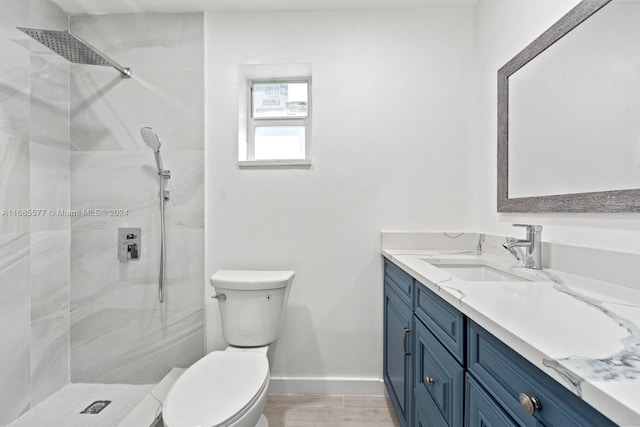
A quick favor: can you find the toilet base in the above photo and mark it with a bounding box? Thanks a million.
[255,414,268,427]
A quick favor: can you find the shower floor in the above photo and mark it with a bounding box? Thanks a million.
[8,383,155,427]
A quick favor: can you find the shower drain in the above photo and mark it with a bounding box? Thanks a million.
[80,400,112,414]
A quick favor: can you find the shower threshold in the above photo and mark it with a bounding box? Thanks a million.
[8,368,184,427]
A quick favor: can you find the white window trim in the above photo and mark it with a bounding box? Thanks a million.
[238,64,312,168]
[238,159,312,168]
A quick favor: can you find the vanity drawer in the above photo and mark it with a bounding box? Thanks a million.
[384,258,413,307]
[467,320,616,427]
[414,280,465,363]
[414,316,464,427]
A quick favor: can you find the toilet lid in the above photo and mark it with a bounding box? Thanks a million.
[163,351,269,427]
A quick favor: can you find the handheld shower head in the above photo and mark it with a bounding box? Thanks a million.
[141,127,161,152]
[140,127,163,171]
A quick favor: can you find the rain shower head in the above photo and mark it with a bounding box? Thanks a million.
[17,27,132,78]
[140,127,164,171]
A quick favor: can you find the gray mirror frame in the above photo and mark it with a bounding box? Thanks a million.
[497,0,640,213]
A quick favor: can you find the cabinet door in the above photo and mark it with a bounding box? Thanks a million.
[384,283,413,427]
[466,374,519,427]
[414,317,464,427]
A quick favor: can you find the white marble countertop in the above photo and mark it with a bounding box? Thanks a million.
[383,249,640,427]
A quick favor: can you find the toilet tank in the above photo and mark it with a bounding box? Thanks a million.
[210,270,294,347]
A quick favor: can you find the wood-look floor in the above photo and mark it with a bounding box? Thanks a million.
[264,394,401,427]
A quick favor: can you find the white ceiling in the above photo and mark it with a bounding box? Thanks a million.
[51,0,478,15]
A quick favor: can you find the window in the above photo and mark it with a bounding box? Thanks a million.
[238,65,312,167]
[248,79,310,164]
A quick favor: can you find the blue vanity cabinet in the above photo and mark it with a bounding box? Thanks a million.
[384,259,415,427]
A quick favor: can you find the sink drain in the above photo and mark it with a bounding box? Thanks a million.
[80,400,112,414]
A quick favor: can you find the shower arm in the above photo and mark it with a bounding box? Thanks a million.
[70,31,132,79]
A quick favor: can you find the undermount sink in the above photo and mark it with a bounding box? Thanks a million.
[420,258,543,282]
[434,264,532,282]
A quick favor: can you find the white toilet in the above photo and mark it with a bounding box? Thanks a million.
[163,270,295,427]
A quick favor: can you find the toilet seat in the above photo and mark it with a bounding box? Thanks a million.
[163,351,269,427]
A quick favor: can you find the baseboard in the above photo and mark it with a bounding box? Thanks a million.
[268,376,386,395]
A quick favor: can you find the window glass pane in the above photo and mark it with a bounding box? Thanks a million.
[252,82,308,118]
[254,126,305,160]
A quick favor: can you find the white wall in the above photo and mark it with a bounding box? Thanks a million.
[474,0,640,253]
[205,7,476,391]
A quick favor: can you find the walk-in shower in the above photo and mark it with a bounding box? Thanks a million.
[17,27,131,78]
[141,127,171,303]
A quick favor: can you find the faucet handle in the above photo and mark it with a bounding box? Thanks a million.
[513,224,542,232]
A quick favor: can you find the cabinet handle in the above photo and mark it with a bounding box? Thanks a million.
[519,393,541,415]
[424,376,435,386]
[402,328,411,356]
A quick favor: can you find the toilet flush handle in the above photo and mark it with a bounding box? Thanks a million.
[211,293,226,302]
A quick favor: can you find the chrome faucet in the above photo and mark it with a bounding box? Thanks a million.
[502,224,542,269]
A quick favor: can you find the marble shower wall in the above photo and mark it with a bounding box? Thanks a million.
[0,0,70,424]
[69,12,205,383]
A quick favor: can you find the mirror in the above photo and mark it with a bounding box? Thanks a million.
[497,0,640,212]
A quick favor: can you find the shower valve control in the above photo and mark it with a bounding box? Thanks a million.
[118,227,141,262]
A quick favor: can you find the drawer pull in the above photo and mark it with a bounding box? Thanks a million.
[402,328,411,356]
[424,376,435,386]
[519,393,541,415]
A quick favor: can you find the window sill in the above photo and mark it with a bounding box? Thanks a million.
[238,159,312,169]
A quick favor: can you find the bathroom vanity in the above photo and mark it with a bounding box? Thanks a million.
[382,235,640,427]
